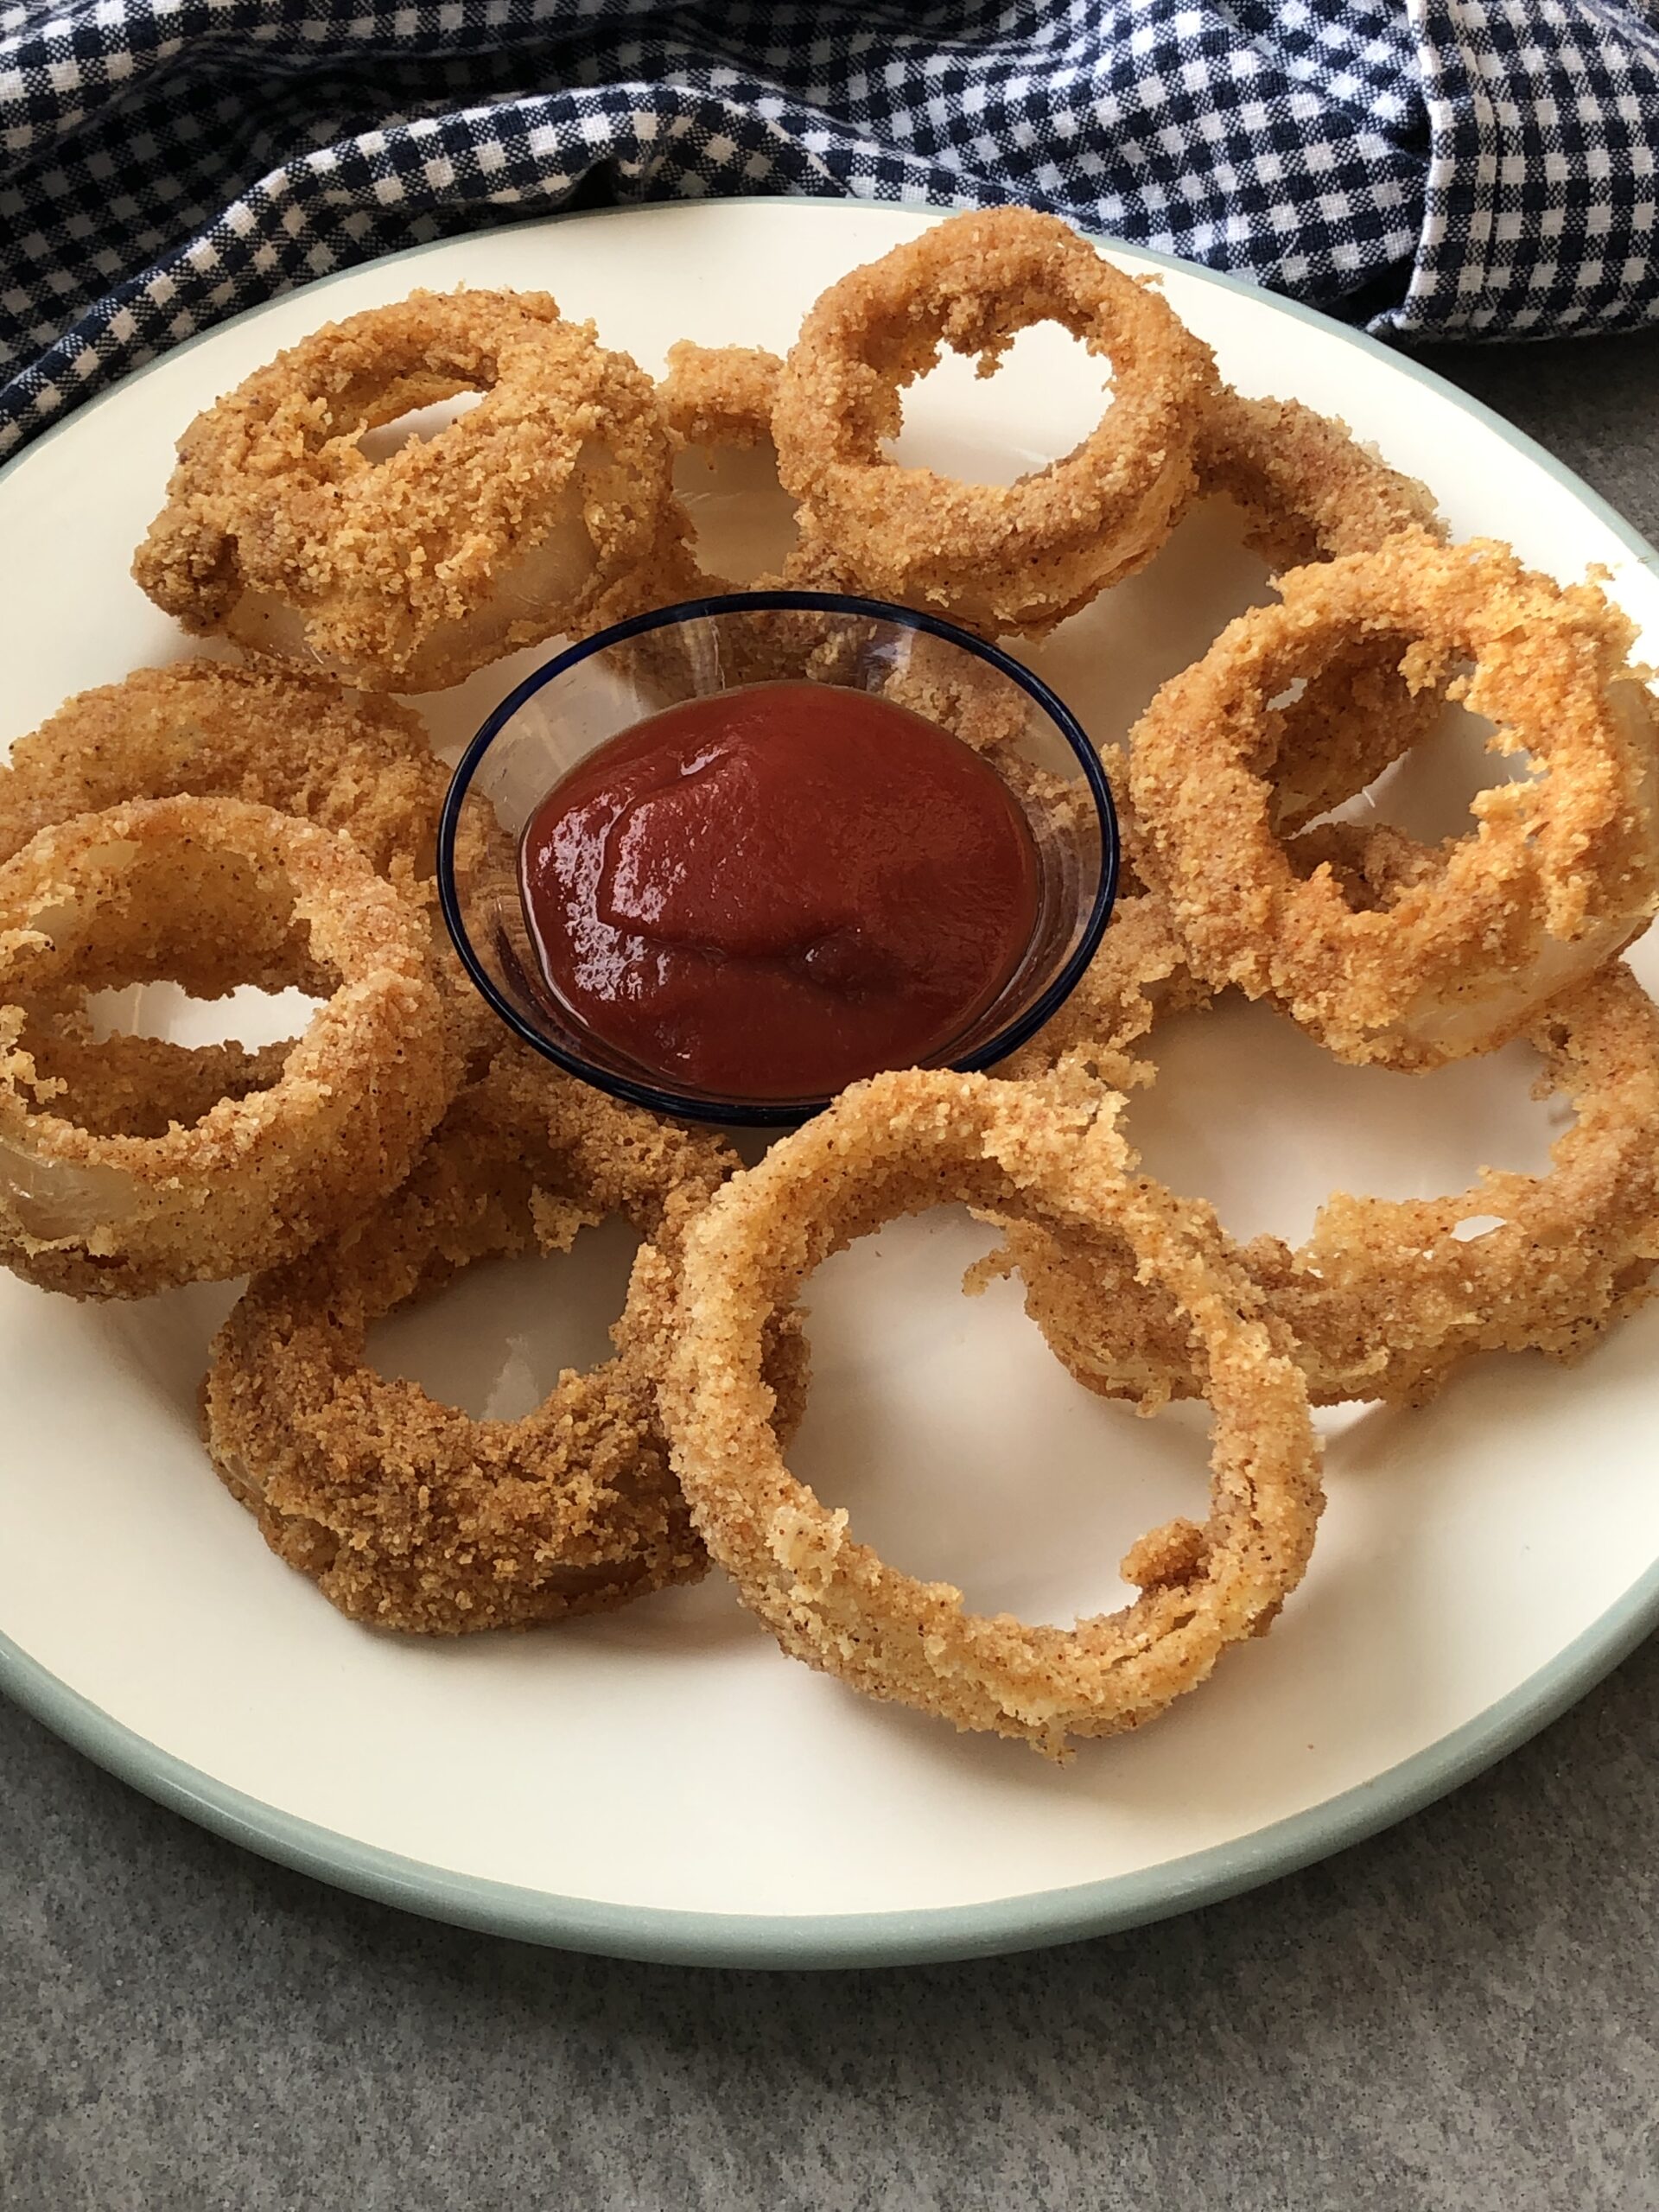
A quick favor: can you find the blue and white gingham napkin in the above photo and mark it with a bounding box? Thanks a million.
[3,0,1657,458]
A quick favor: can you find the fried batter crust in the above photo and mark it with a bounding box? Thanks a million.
[773,208,1217,635]
[204,1046,808,1633]
[0,797,450,1295]
[133,289,674,690]
[998,957,1659,1407]
[1,658,496,1118]
[1130,535,1659,1068]
[664,1067,1322,1758]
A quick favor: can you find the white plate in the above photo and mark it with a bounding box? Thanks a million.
[2,200,1656,1970]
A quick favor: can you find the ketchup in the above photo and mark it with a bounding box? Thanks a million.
[518,680,1041,1100]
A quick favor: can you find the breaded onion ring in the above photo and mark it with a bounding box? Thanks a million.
[1,658,499,1110]
[0,660,446,874]
[652,341,905,606]
[12,1025,293,1141]
[204,1047,805,1633]
[610,339,791,606]
[772,208,1216,635]
[659,339,782,457]
[132,290,673,691]
[1194,386,1449,835]
[997,960,1659,1408]
[1198,387,1443,574]
[1086,388,1447,907]
[1130,536,1659,1069]
[1001,892,1206,1082]
[0,797,449,1296]
[664,1068,1323,1758]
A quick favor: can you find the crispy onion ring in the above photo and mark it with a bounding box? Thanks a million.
[1,658,499,1113]
[1198,387,1444,573]
[133,289,673,692]
[0,796,450,1296]
[632,340,794,602]
[995,959,1659,1408]
[0,660,446,874]
[1129,535,1659,1069]
[1001,892,1205,1082]
[663,1067,1322,1758]
[204,1046,807,1632]
[12,1027,293,1141]
[1194,387,1449,835]
[772,208,1216,636]
[1088,389,1448,907]
[656,346,868,601]
[659,339,782,457]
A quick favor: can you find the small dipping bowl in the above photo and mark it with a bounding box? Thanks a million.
[438,591,1118,1126]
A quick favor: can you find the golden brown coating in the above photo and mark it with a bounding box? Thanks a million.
[658,339,783,454]
[1129,535,1659,1069]
[10,1026,294,1141]
[1000,892,1207,1083]
[1195,386,1450,835]
[1089,387,1448,907]
[663,1067,1323,1758]
[1197,387,1444,573]
[0,657,499,1116]
[615,339,791,605]
[652,340,915,608]
[0,797,451,1296]
[997,960,1659,1408]
[0,659,447,875]
[132,290,675,691]
[204,1045,808,1634]
[772,208,1217,635]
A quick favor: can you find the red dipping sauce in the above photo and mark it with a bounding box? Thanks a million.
[518,680,1041,1100]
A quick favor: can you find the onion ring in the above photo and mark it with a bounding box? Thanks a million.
[1,658,499,1111]
[1083,388,1448,910]
[1000,892,1205,1082]
[0,796,450,1296]
[1194,386,1449,834]
[772,208,1217,635]
[629,340,792,602]
[995,958,1659,1408]
[1198,386,1444,573]
[0,659,447,875]
[133,290,674,691]
[12,1026,294,1141]
[1129,535,1659,1068]
[204,1046,807,1632]
[663,1067,1323,1758]
[659,339,782,458]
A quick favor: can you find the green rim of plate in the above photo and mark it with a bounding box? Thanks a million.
[3,196,1656,1972]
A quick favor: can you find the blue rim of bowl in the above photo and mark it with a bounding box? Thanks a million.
[3,197,1658,1971]
[436,588,1120,1126]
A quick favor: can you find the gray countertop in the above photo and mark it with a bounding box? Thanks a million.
[3,329,1658,2212]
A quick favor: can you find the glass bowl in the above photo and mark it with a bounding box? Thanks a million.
[437,591,1118,1126]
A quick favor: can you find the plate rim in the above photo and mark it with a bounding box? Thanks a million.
[4,1564,1655,1969]
[3,194,1657,1970]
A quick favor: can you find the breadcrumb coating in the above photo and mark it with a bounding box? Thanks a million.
[204,1045,808,1633]
[0,659,445,875]
[0,797,451,1295]
[1130,534,1659,1068]
[996,950,1659,1407]
[1096,387,1449,894]
[0,657,496,1121]
[133,290,675,690]
[664,1067,1322,1758]
[772,208,1217,635]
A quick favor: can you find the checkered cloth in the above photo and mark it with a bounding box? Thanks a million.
[3,1,1658,459]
